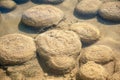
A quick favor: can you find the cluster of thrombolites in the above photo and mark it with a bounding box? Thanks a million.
[0,0,120,80]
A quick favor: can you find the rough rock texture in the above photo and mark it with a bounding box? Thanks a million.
[115,60,120,72]
[78,61,108,80]
[35,29,81,73]
[69,22,100,43]
[0,68,11,80]
[79,45,114,64]
[47,56,76,72]
[42,0,64,4]
[7,58,44,80]
[0,33,36,65]
[98,2,120,22]
[75,0,102,17]
[108,72,120,80]
[35,29,82,59]
[0,0,16,10]
[22,5,64,28]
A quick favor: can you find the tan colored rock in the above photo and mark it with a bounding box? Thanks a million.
[99,2,120,22]
[35,30,82,59]
[75,0,102,17]
[7,58,44,80]
[79,61,108,80]
[108,72,120,80]
[0,33,36,65]
[69,22,100,43]
[22,5,64,28]
[115,60,120,72]
[47,56,76,72]
[0,0,16,10]
[79,45,114,64]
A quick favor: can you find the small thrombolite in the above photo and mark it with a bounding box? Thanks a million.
[0,0,16,10]
[69,22,100,44]
[98,2,120,22]
[79,45,114,64]
[0,33,36,65]
[75,0,102,17]
[78,61,108,80]
[22,5,64,28]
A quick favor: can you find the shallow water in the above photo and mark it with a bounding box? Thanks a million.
[0,0,120,80]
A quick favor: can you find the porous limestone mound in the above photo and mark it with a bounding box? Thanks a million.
[7,58,44,80]
[47,56,76,72]
[35,29,82,59]
[42,0,64,4]
[78,61,108,80]
[35,29,81,73]
[75,0,102,17]
[79,45,114,64]
[69,22,100,43]
[0,33,36,65]
[22,5,64,28]
[98,2,120,22]
[0,0,16,10]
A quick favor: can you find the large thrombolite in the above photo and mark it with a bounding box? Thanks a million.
[69,22,100,44]
[98,2,120,22]
[35,30,82,73]
[22,5,64,28]
[78,61,108,80]
[75,0,102,17]
[79,45,114,65]
[0,33,36,65]
[0,0,16,10]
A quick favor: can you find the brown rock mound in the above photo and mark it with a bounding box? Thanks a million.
[98,2,120,22]
[0,33,36,65]
[69,22,100,43]
[79,45,114,64]
[75,0,102,17]
[78,61,108,80]
[0,0,16,10]
[35,29,82,59]
[22,5,64,28]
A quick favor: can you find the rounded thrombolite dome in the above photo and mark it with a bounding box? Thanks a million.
[0,0,16,10]
[75,0,102,17]
[22,5,64,28]
[47,56,76,72]
[79,45,114,64]
[78,61,108,80]
[69,22,100,43]
[0,33,36,65]
[42,0,64,4]
[35,29,82,59]
[98,2,120,22]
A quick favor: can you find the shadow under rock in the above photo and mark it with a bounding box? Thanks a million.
[97,15,120,25]
[18,21,55,34]
[31,0,43,4]
[0,7,15,13]
[31,0,64,4]
[73,9,96,20]
[18,22,40,34]
[14,0,29,4]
